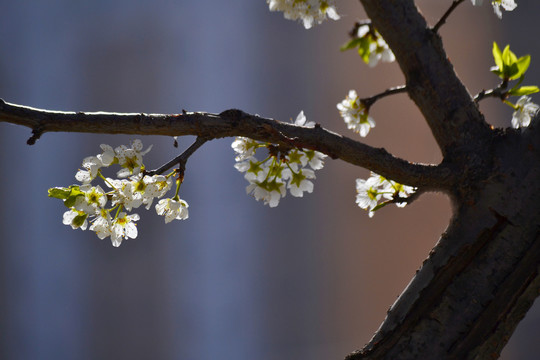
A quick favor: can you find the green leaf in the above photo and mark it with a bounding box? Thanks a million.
[62,185,85,208]
[371,200,391,213]
[357,38,372,63]
[48,187,72,200]
[340,38,363,52]
[492,42,503,70]
[506,62,520,79]
[72,213,88,228]
[508,86,540,96]
[511,55,531,80]
[502,45,518,67]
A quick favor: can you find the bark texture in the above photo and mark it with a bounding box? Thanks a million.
[347,123,540,359]
[344,1,540,358]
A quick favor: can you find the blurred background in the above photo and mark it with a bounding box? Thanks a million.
[0,1,538,359]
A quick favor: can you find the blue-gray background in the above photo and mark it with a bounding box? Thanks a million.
[0,1,538,359]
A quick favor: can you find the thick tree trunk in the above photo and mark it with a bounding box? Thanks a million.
[347,125,540,358]
[339,2,540,357]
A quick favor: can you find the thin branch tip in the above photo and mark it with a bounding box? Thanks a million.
[27,127,44,145]
[363,85,407,108]
[147,136,208,176]
[432,0,466,33]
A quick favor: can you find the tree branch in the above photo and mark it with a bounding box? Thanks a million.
[474,79,509,102]
[0,98,453,190]
[359,0,493,159]
[362,85,407,110]
[432,0,466,33]
[146,137,208,176]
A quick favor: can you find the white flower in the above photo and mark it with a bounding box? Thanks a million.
[266,0,340,29]
[232,137,258,161]
[388,181,416,207]
[337,90,375,137]
[367,36,395,67]
[288,169,315,197]
[355,176,385,217]
[110,212,139,247]
[355,25,395,67]
[244,160,290,207]
[246,179,286,207]
[355,172,416,216]
[74,184,107,214]
[357,24,370,38]
[89,208,113,239]
[115,139,152,178]
[130,174,171,210]
[152,175,174,199]
[97,144,116,166]
[512,96,539,128]
[106,178,143,211]
[156,198,189,223]
[304,149,327,170]
[294,110,316,128]
[473,0,516,18]
[232,115,326,207]
[492,0,517,18]
[75,156,103,183]
[63,208,88,230]
[235,157,268,182]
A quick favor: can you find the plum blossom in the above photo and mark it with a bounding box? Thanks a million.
[89,209,113,240]
[156,198,189,223]
[110,212,139,247]
[512,96,539,128]
[356,172,416,217]
[232,111,326,207]
[63,208,88,230]
[356,25,395,67]
[267,0,340,29]
[492,0,517,18]
[337,90,375,137]
[115,139,152,178]
[471,0,517,18]
[232,137,259,161]
[288,168,315,197]
[294,110,316,128]
[75,156,103,183]
[51,139,187,246]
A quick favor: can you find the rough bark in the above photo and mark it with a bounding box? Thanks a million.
[346,122,540,359]
[0,99,451,189]
[344,1,540,358]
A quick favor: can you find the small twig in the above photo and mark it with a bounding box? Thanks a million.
[362,85,407,110]
[27,125,44,145]
[432,0,466,33]
[474,80,509,103]
[0,99,455,190]
[391,187,424,207]
[146,137,208,176]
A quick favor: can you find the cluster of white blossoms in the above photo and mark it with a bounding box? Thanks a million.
[340,24,395,67]
[49,139,189,247]
[356,172,416,217]
[356,25,395,67]
[266,0,339,29]
[512,96,539,128]
[337,89,375,137]
[232,111,327,207]
[471,0,517,18]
